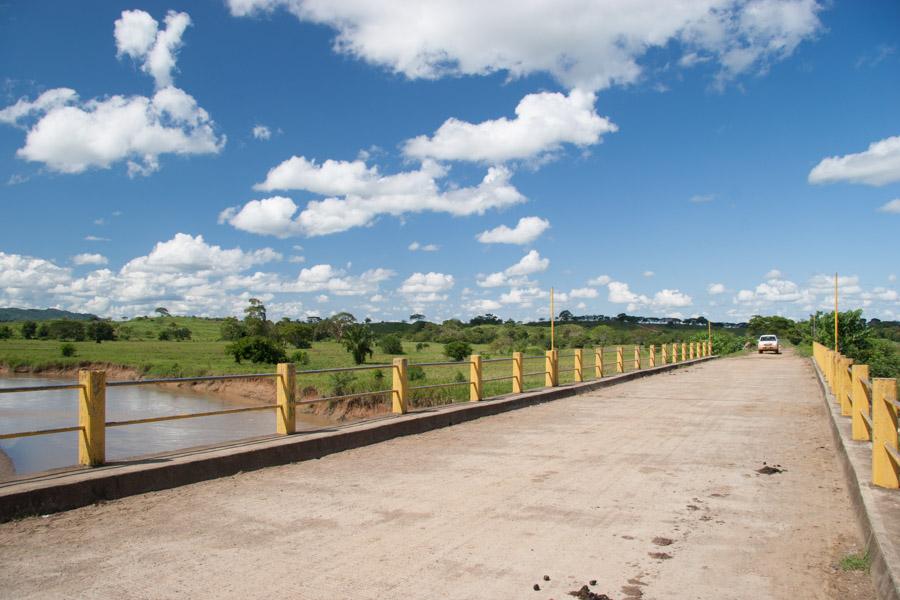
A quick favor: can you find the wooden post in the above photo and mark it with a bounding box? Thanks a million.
[649,345,656,368]
[616,346,624,373]
[78,369,105,466]
[671,343,677,363]
[872,378,899,489]
[595,347,603,378]
[850,365,870,441]
[840,357,854,416]
[275,363,296,435]
[633,345,640,370]
[574,348,584,382]
[545,350,556,387]
[512,351,523,394]
[661,343,668,365]
[681,343,687,362]
[470,354,483,402]
[392,358,408,414]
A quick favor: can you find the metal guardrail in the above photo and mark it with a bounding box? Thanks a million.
[0,340,711,468]
[813,341,899,489]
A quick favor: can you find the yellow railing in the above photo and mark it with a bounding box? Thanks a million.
[813,341,899,489]
[0,340,712,468]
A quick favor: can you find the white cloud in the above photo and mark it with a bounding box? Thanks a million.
[587,275,611,286]
[224,158,524,236]
[765,269,783,279]
[707,283,726,295]
[316,294,329,303]
[808,274,861,295]
[399,272,455,303]
[607,280,692,311]
[809,135,900,186]
[288,255,306,263]
[84,235,111,242]
[476,216,549,245]
[689,193,715,203]
[469,299,502,313]
[252,124,272,140]
[408,241,439,252]
[643,271,655,278]
[403,89,616,163]
[0,88,78,125]
[499,286,548,307]
[123,233,280,274]
[477,250,549,287]
[569,287,599,299]
[115,10,191,89]
[652,289,692,307]
[878,199,900,213]
[889,274,897,283]
[228,0,822,92]
[72,253,108,266]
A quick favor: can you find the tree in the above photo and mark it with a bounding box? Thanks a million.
[342,323,375,364]
[558,310,574,322]
[409,313,426,322]
[244,298,267,322]
[225,336,287,364]
[21,320,37,339]
[158,323,192,341]
[0,325,12,340]
[328,312,357,340]
[220,317,247,341]
[444,340,472,362]
[275,320,313,348]
[155,307,170,318]
[47,320,86,341]
[379,334,404,355]
[86,321,116,343]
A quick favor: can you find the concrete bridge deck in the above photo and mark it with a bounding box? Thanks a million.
[0,352,875,599]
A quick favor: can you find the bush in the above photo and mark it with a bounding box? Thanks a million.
[0,325,12,340]
[47,320,85,341]
[60,343,77,357]
[220,317,247,341]
[408,365,426,381]
[379,334,404,355]
[444,340,472,361]
[86,321,116,343]
[329,371,357,397]
[225,336,287,364]
[20,321,37,339]
[290,350,310,365]
[415,342,430,351]
[158,325,192,341]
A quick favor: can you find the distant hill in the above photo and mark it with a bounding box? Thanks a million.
[0,307,99,322]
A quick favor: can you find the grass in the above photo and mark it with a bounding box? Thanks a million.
[0,335,676,408]
[839,551,870,572]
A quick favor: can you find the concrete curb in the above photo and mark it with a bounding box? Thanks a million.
[0,356,716,521]
[810,358,900,600]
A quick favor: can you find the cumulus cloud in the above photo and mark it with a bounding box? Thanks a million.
[879,199,900,213]
[404,89,616,163]
[689,193,715,203]
[607,280,692,312]
[587,275,611,286]
[643,271,655,278]
[477,250,549,288]
[228,0,822,92]
[468,298,502,313]
[399,272,454,303]
[707,283,726,295]
[408,241,439,252]
[122,233,280,274]
[809,135,900,186]
[569,287,599,299]
[476,216,550,245]
[252,124,272,140]
[0,11,224,176]
[223,158,524,236]
[765,269,783,279]
[72,253,108,266]
[115,9,191,89]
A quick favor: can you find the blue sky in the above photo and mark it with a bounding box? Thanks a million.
[1,0,898,323]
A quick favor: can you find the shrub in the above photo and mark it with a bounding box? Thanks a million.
[379,334,404,355]
[60,343,77,357]
[415,342,430,351]
[225,336,287,364]
[20,321,37,339]
[87,321,116,343]
[158,325,192,341]
[342,324,376,365]
[372,369,385,384]
[0,325,12,340]
[444,340,472,362]
[290,350,310,365]
[408,365,426,381]
[220,317,247,341]
[47,320,85,341]
[454,370,466,383]
[329,371,357,397]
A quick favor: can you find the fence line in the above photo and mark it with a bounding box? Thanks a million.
[813,342,899,489]
[0,340,713,468]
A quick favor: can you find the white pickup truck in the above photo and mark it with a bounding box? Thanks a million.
[757,335,780,354]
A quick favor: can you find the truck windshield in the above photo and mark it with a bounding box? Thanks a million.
[760,336,777,342]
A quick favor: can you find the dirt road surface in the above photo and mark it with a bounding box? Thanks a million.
[0,351,874,599]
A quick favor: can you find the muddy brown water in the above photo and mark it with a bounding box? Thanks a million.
[0,374,331,478]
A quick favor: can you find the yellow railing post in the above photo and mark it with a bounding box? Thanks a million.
[275,362,296,435]
[872,378,899,489]
[661,343,668,365]
[392,357,408,414]
[633,345,640,370]
[545,350,558,387]
[709,338,713,355]
[850,364,870,441]
[839,357,854,416]
[470,354,483,402]
[512,351,523,394]
[616,346,624,373]
[689,342,695,360]
[681,342,687,362]
[671,343,677,363]
[831,352,840,396]
[574,348,584,382]
[78,369,106,467]
[595,346,603,378]
[649,344,656,368]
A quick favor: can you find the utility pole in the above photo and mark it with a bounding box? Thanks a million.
[550,287,555,351]
[834,272,839,353]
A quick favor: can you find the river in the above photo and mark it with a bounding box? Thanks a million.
[0,374,331,479]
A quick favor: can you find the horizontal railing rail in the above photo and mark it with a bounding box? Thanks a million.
[812,341,899,489]
[0,340,714,469]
